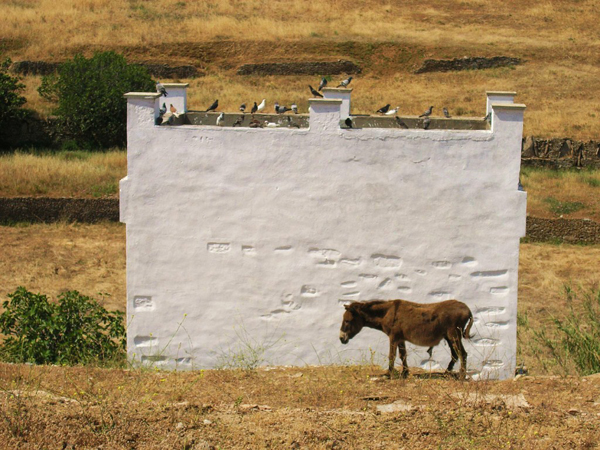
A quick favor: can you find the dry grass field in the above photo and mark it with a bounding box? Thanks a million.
[2,0,600,139]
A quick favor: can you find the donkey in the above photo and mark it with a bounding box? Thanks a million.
[339,299,473,379]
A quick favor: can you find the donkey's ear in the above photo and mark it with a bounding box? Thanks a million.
[344,304,350,310]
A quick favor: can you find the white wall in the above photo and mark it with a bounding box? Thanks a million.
[121,90,526,380]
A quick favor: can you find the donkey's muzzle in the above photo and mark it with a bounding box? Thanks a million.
[339,332,349,344]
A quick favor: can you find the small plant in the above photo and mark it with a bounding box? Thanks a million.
[543,196,585,216]
[529,285,600,375]
[0,287,126,366]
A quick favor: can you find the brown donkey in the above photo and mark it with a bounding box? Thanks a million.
[339,299,473,379]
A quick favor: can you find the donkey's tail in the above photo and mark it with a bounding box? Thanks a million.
[462,313,474,339]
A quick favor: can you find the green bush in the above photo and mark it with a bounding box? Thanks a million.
[39,51,154,149]
[0,287,126,366]
[0,58,27,145]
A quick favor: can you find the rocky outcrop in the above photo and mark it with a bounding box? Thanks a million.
[521,137,600,169]
[415,56,522,74]
[237,60,361,76]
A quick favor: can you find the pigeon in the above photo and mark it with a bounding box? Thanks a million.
[419,106,433,117]
[423,117,431,130]
[170,104,177,114]
[240,103,246,113]
[337,76,353,88]
[257,99,266,113]
[318,77,327,91]
[376,104,391,114]
[156,81,167,97]
[385,106,400,116]
[309,85,323,98]
[344,117,353,128]
[265,121,278,128]
[274,102,280,113]
[233,116,244,127]
[155,116,163,125]
[291,103,298,114]
[216,112,225,126]
[278,105,291,114]
[443,107,451,118]
[251,102,258,115]
[287,116,301,128]
[483,112,491,122]
[159,102,167,116]
[395,116,408,129]
[206,100,218,113]
[249,118,263,128]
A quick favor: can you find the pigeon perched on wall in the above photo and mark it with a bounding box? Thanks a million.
[251,102,258,115]
[483,112,491,123]
[318,77,327,91]
[291,103,298,114]
[233,116,244,127]
[159,103,167,116]
[170,104,177,114]
[443,107,451,118]
[206,100,219,112]
[376,104,391,114]
[309,85,323,98]
[419,106,433,117]
[156,81,167,97]
[395,116,408,128]
[278,105,291,114]
[385,106,400,116]
[337,76,353,88]
[257,99,266,113]
[274,102,280,113]
[240,103,246,113]
[423,117,431,130]
[216,112,225,126]
[344,117,353,128]
[249,118,263,128]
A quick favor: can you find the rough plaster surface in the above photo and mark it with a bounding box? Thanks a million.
[122,90,526,380]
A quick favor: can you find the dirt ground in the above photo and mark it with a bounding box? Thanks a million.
[1,363,599,449]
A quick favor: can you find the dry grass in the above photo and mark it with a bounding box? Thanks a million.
[0,363,599,449]
[0,150,126,198]
[2,0,600,138]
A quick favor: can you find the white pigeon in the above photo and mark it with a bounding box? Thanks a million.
[291,103,298,114]
[257,99,266,113]
[216,112,225,126]
[264,121,278,128]
[385,106,400,116]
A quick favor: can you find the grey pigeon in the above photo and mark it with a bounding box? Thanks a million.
[206,99,218,112]
[483,112,491,122]
[156,81,167,97]
[159,102,167,116]
[251,102,258,115]
[395,116,408,129]
[240,103,246,113]
[423,117,431,130]
[318,77,327,91]
[419,106,433,117]
[309,85,323,98]
[377,104,391,114]
[337,76,353,88]
[278,105,291,114]
[274,102,280,113]
[344,117,353,128]
[291,103,298,114]
[233,116,244,127]
[443,107,451,118]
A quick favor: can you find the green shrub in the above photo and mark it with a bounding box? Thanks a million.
[39,51,154,149]
[0,58,27,145]
[0,287,126,366]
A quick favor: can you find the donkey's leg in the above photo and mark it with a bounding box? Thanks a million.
[445,336,459,373]
[398,341,409,378]
[388,338,399,378]
[456,335,468,380]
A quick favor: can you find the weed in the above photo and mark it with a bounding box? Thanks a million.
[543,197,585,216]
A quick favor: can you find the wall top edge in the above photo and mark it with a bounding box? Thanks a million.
[490,103,526,110]
[124,92,162,99]
[486,91,517,96]
[309,98,343,104]
[161,83,190,88]
[321,87,353,93]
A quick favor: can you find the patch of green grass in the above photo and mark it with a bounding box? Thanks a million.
[543,197,585,216]
[91,181,118,198]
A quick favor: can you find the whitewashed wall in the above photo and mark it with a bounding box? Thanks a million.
[121,90,526,380]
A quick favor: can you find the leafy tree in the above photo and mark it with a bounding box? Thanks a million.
[0,58,27,145]
[39,51,154,148]
[0,287,126,366]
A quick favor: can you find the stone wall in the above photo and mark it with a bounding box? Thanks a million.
[0,198,119,223]
[237,60,361,76]
[521,137,600,169]
[415,56,522,74]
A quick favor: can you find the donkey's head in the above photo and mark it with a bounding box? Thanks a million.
[339,303,365,344]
